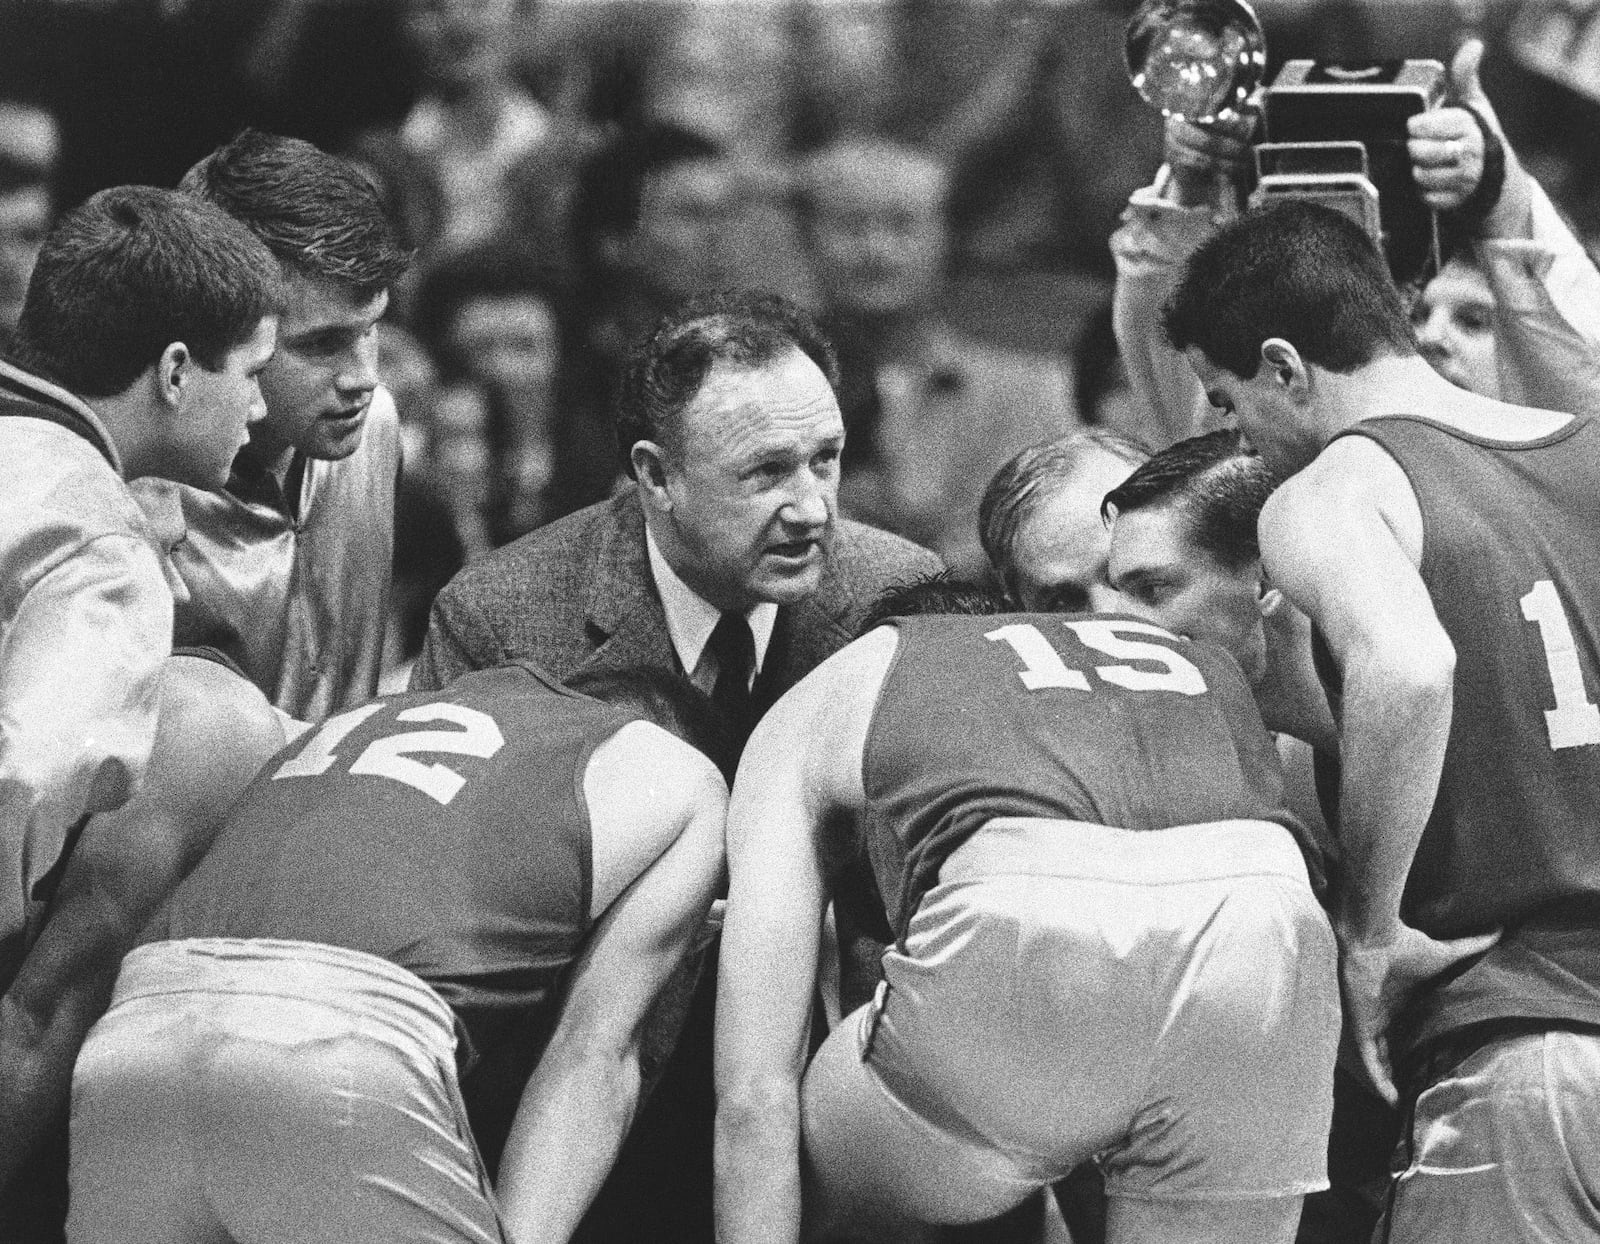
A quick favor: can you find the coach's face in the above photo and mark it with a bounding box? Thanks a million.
[637,347,844,612]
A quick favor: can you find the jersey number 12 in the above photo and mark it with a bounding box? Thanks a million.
[272,702,507,805]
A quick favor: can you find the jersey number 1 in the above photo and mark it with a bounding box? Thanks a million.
[272,702,506,805]
[1521,579,1600,750]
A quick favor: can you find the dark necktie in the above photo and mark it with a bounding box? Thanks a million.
[707,610,756,730]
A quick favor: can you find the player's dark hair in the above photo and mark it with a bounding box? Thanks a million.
[180,129,412,296]
[859,572,1010,636]
[9,185,282,397]
[1101,429,1279,572]
[979,429,1149,602]
[616,289,838,475]
[574,123,725,261]
[1163,200,1417,380]
[563,667,738,783]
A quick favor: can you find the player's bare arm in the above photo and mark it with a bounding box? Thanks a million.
[714,627,897,1244]
[0,655,286,1191]
[497,724,727,1244]
[1262,439,1496,1101]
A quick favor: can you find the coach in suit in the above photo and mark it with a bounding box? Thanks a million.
[411,289,937,1243]
[411,289,940,734]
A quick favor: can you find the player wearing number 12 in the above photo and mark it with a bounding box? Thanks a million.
[716,608,1338,1244]
[1168,201,1600,1243]
[66,663,728,1244]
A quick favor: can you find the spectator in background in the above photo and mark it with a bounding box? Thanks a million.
[423,381,497,559]
[137,130,412,725]
[416,243,617,542]
[375,319,439,465]
[793,0,1159,279]
[351,0,574,275]
[0,99,58,351]
[375,321,469,690]
[1113,39,1600,443]
[979,430,1147,612]
[568,121,813,421]
[797,137,1076,575]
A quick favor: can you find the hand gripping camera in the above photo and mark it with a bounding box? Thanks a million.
[1125,0,1445,283]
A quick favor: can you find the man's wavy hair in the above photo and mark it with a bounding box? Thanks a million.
[615,289,838,476]
[181,129,412,296]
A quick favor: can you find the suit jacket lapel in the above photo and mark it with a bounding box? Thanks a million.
[580,491,681,678]
[758,554,857,707]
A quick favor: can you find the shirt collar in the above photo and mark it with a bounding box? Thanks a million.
[0,357,124,474]
[646,524,777,681]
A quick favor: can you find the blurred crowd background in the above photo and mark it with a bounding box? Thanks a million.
[2,0,1597,673]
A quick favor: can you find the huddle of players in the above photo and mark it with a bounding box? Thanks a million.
[6,129,1598,1244]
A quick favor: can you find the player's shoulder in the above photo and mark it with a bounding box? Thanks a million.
[593,717,727,802]
[1265,434,1408,526]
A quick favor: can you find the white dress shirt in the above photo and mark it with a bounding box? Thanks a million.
[645,525,777,695]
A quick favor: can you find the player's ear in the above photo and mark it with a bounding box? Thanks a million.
[156,342,191,409]
[631,440,674,511]
[1260,338,1309,398]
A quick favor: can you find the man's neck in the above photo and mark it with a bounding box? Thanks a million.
[1325,354,1490,430]
[1323,353,1573,442]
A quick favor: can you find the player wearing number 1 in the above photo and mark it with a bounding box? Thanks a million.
[66,663,728,1244]
[716,606,1338,1244]
[1168,200,1600,1242]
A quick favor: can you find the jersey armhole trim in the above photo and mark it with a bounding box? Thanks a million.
[859,622,908,806]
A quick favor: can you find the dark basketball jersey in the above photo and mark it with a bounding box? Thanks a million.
[1339,415,1600,1049]
[154,661,637,1069]
[862,613,1304,938]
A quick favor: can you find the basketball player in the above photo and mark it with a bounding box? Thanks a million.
[715,603,1338,1244]
[67,664,728,1244]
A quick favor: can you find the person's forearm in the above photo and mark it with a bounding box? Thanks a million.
[714,1093,804,1244]
[0,980,106,1190]
[1334,646,1454,939]
[496,1040,641,1244]
[1111,180,1224,445]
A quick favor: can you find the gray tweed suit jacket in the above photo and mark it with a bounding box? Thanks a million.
[410,489,942,712]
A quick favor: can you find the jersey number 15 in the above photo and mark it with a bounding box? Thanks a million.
[985,619,1209,695]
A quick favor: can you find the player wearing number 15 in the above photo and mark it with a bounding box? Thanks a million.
[1168,200,1600,1243]
[716,609,1338,1244]
[66,663,728,1244]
